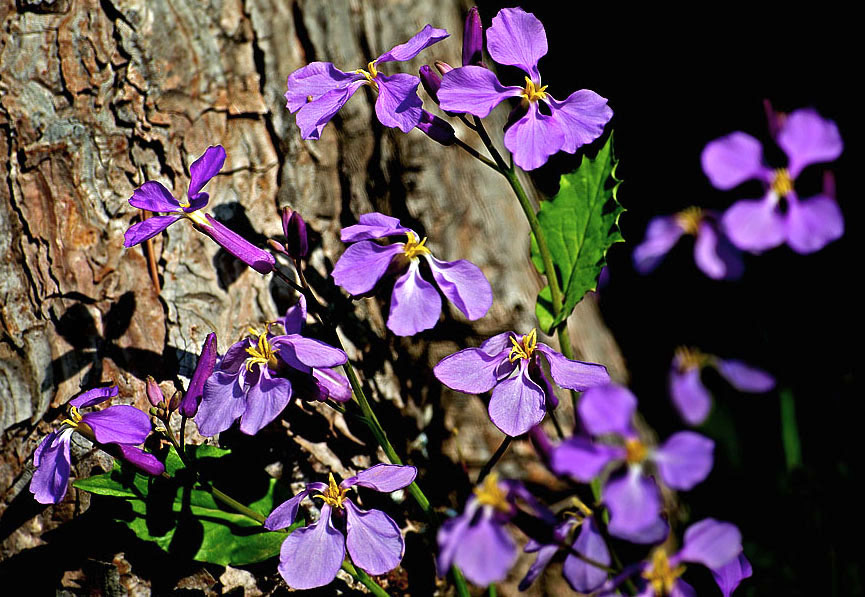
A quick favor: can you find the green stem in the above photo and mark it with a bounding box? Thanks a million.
[210,486,267,524]
[454,137,499,171]
[342,561,390,597]
[780,388,802,472]
[452,566,471,597]
[476,436,512,484]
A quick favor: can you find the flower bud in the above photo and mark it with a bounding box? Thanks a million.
[417,111,456,146]
[434,60,454,76]
[462,7,484,67]
[180,332,217,418]
[419,65,442,103]
[168,389,182,413]
[282,207,309,260]
[145,376,163,407]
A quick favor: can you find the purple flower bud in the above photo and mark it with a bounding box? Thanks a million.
[181,332,217,418]
[168,390,182,412]
[462,7,484,66]
[282,207,309,260]
[434,60,454,75]
[419,65,442,102]
[145,376,163,407]
[417,110,456,146]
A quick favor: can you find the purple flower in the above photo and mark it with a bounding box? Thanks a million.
[196,297,349,436]
[670,347,775,425]
[702,108,844,254]
[30,386,160,504]
[712,553,753,597]
[285,25,448,140]
[551,384,714,539]
[180,332,218,418]
[331,213,493,336]
[264,464,417,589]
[123,145,275,274]
[434,329,609,436]
[633,208,743,280]
[438,8,612,170]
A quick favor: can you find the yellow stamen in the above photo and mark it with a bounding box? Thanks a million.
[571,496,593,517]
[642,548,686,596]
[317,472,350,508]
[354,60,380,89]
[771,168,794,196]
[674,346,709,372]
[185,209,209,227]
[508,328,538,363]
[473,473,511,512]
[403,231,432,259]
[625,437,648,465]
[244,328,280,372]
[61,405,83,429]
[521,77,548,103]
[674,206,703,235]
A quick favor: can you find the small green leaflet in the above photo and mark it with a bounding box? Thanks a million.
[531,134,624,333]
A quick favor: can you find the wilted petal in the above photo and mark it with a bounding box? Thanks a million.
[669,367,713,425]
[376,24,449,63]
[375,73,424,133]
[712,553,753,597]
[654,431,714,490]
[197,370,247,436]
[123,214,181,247]
[313,367,352,403]
[342,464,417,492]
[452,514,518,586]
[70,385,120,409]
[488,365,546,436]
[30,429,73,504]
[552,436,622,482]
[200,215,275,274]
[438,66,521,117]
[784,193,844,254]
[128,181,181,212]
[295,81,365,140]
[604,469,662,535]
[387,261,442,336]
[275,336,347,369]
[344,500,404,575]
[239,372,292,435]
[264,487,313,531]
[715,359,775,392]
[536,344,610,392]
[277,505,345,590]
[721,197,786,253]
[426,255,492,320]
[332,241,403,295]
[486,7,547,80]
[632,216,684,274]
[694,222,744,280]
[181,332,217,417]
[285,62,361,112]
[577,383,637,436]
[83,405,151,445]
[187,145,225,203]
[504,102,565,171]
[677,518,742,570]
[701,132,770,190]
[434,346,507,394]
[547,90,613,154]
[564,518,611,592]
[777,108,843,178]
[116,445,165,475]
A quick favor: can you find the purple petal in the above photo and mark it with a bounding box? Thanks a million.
[219,340,251,374]
[70,385,119,408]
[678,518,742,570]
[480,331,515,358]
[577,383,637,436]
[777,108,843,178]
[116,445,165,475]
[277,505,345,590]
[564,518,611,592]
[654,431,714,490]
[200,215,275,274]
[264,487,313,531]
[701,132,770,190]
[504,102,565,171]
[714,359,775,392]
[434,346,508,395]
[196,370,248,436]
[30,429,73,504]
[488,364,546,436]
[672,580,698,597]
[239,371,292,435]
[376,24,449,64]
[285,62,362,113]
[486,7,547,80]
[387,261,442,336]
[536,344,610,392]
[437,509,472,576]
[187,145,225,203]
[518,543,558,590]
[632,216,684,274]
[181,332,217,417]
[374,73,424,133]
[608,515,669,545]
[123,214,181,247]
[438,66,521,117]
[547,90,613,154]
[341,212,412,242]
[604,469,662,535]
[784,193,844,254]
[274,336,347,369]
[312,367,352,403]
[452,513,518,586]
[281,295,307,335]
[331,241,403,295]
[425,255,492,320]
[294,81,365,140]
[551,436,622,482]
[82,405,151,445]
[342,464,417,492]
[721,197,786,253]
[669,367,713,426]
[712,553,753,597]
[344,500,404,575]
[694,222,744,280]
[128,181,181,212]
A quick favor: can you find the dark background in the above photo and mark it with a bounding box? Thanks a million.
[481,2,860,595]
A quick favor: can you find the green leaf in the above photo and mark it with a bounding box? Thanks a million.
[531,134,624,333]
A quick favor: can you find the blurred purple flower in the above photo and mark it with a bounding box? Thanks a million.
[438,8,612,170]
[264,464,416,589]
[551,383,713,540]
[712,553,753,597]
[285,26,448,140]
[30,386,160,504]
[331,213,493,336]
[434,329,609,436]
[123,145,275,274]
[670,347,775,425]
[633,208,743,280]
[702,108,843,254]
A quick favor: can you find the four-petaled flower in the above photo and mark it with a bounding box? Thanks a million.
[331,212,493,336]
[285,25,448,140]
[434,329,609,436]
[123,145,275,274]
[702,108,844,254]
[438,7,612,170]
[30,386,162,505]
[264,464,417,589]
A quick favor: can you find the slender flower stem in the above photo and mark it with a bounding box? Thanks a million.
[549,409,566,440]
[476,436,513,484]
[342,561,390,597]
[210,486,267,524]
[454,138,499,171]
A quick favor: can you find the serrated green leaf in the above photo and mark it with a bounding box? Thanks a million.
[531,134,624,333]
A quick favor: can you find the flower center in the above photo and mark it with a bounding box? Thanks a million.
[60,405,84,429]
[508,328,537,363]
[674,346,708,372]
[317,473,350,509]
[625,437,648,464]
[245,328,280,372]
[184,209,210,227]
[771,168,794,196]
[674,207,703,235]
[521,77,548,103]
[473,473,511,512]
[403,231,432,259]
[355,61,380,89]
[642,548,686,596]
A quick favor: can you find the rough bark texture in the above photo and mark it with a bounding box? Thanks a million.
[1,0,625,593]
